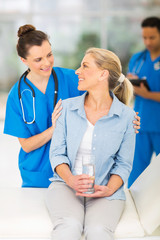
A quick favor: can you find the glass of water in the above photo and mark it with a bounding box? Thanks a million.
[82,154,95,194]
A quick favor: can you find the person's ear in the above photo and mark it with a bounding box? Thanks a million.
[99,70,109,81]
[21,57,28,67]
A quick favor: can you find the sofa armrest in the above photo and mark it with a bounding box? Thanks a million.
[130,154,160,234]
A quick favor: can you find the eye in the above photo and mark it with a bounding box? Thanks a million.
[47,52,53,57]
[35,58,41,62]
[83,63,88,68]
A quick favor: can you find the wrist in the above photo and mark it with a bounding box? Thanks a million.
[66,174,74,187]
[48,126,54,136]
[146,91,153,100]
[105,185,115,196]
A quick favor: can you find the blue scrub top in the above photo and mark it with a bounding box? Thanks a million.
[128,50,160,132]
[4,67,83,187]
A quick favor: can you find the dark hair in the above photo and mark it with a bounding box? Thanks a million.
[16,24,50,59]
[141,17,160,32]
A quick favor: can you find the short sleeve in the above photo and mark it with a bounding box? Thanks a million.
[3,85,31,138]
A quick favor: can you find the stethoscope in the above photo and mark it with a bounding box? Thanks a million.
[132,49,147,75]
[132,49,160,74]
[18,68,58,124]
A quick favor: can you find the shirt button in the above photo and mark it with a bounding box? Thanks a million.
[93,147,96,150]
[94,134,96,137]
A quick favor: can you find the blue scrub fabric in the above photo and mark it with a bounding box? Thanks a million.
[4,67,82,187]
[128,50,160,187]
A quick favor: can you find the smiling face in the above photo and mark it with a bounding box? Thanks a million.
[142,27,160,53]
[21,40,54,78]
[75,53,106,91]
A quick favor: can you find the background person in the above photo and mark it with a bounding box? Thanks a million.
[3,24,140,188]
[127,17,160,187]
[46,48,136,240]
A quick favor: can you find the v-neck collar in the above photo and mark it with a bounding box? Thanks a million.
[25,73,53,97]
[147,50,160,63]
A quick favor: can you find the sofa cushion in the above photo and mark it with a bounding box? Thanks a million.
[0,188,52,238]
[130,154,160,234]
[0,187,144,239]
[115,189,144,238]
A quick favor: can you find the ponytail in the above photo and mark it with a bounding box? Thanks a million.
[113,77,133,106]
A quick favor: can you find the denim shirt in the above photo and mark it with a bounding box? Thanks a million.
[50,92,136,200]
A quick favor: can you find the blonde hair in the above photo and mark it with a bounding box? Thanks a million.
[85,47,133,105]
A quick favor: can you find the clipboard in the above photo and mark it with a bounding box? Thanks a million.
[129,79,150,91]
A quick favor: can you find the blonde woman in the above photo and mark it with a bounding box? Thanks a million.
[46,48,136,240]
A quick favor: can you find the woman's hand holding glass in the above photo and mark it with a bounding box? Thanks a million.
[65,155,95,194]
[66,174,94,193]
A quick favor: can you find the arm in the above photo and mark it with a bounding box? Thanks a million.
[108,114,136,184]
[134,83,160,102]
[105,174,123,195]
[127,73,160,102]
[18,126,53,153]
[19,99,62,153]
[50,101,93,193]
[145,91,160,102]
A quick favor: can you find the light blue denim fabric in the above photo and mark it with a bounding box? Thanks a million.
[49,92,136,200]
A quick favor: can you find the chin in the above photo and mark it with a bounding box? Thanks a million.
[40,70,52,77]
[78,85,86,91]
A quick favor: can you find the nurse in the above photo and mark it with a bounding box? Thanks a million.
[127,17,160,187]
[4,24,140,188]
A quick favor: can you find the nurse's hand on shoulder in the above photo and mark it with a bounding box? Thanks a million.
[76,185,113,198]
[51,99,62,130]
[133,112,140,134]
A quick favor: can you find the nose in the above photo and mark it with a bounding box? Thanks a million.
[43,57,50,65]
[144,38,151,46]
[75,66,81,75]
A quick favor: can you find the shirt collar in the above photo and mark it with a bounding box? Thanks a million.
[70,91,123,118]
[107,91,123,117]
[70,92,87,119]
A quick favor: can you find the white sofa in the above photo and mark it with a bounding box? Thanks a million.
[0,130,160,240]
